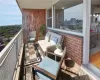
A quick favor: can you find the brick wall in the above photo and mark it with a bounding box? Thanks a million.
[22,9,46,43]
[63,34,83,65]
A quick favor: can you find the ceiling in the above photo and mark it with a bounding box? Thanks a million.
[54,0,100,9]
[16,0,100,10]
[92,0,100,5]
[17,0,60,9]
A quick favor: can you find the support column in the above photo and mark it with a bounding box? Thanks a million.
[83,0,91,64]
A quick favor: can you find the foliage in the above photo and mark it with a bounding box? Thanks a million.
[0,25,21,38]
[0,25,21,45]
[56,43,62,49]
[39,24,46,37]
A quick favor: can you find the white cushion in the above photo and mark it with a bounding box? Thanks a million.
[54,49,63,56]
[45,32,51,41]
[50,36,58,45]
[38,40,55,52]
[38,31,63,53]
[50,32,62,45]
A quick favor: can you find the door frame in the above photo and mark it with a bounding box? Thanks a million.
[83,0,91,64]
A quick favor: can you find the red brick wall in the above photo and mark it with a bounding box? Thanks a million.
[22,9,46,43]
[63,34,83,65]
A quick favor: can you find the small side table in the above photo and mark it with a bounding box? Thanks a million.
[54,49,63,61]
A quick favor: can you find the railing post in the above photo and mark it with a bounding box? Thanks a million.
[16,37,18,62]
[21,30,23,46]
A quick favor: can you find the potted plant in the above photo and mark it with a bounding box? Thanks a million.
[56,43,62,52]
[39,24,46,37]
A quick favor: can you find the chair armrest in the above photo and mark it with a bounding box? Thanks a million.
[46,52,56,56]
[24,60,41,67]
[33,65,56,79]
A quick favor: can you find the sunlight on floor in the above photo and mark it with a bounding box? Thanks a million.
[90,51,100,69]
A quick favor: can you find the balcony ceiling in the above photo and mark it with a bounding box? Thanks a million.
[54,0,100,9]
[17,0,100,10]
[92,0,100,5]
[17,0,60,9]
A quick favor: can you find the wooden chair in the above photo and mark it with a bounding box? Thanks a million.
[33,47,66,80]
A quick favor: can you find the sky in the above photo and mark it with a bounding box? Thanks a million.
[0,0,22,26]
[64,4,83,21]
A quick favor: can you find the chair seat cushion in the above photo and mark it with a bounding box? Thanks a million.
[39,57,59,76]
[38,40,55,52]
[35,57,59,80]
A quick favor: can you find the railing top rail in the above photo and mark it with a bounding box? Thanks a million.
[0,43,15,66]
[0,28,23,66]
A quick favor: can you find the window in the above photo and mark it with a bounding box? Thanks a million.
[54,0,83,33]
[47,8,52,27]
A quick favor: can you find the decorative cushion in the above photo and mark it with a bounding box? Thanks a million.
[38,40,55,52]
[38,31,63,54]
[50,32,62,45]
[45,32,51,42]
[50,36,58,45]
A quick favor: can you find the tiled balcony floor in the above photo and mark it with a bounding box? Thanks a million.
[23,43,92,80]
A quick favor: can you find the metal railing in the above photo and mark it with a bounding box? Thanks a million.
[0,29,23,80]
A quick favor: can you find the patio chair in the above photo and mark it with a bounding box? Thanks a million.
[33,47,66,80]
[29,31,36,43]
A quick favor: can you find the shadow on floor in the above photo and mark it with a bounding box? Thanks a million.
[60,72,91,80]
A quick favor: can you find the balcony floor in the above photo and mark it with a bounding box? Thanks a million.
[21,43,92,80]
[90,51,100,69]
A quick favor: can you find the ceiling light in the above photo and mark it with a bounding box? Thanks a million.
[62,7,65,9]
[93,14,95,17]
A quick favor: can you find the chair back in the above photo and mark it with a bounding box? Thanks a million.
[56,47,66,79]
[29,31,36,38]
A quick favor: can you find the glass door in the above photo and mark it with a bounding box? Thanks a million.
[89,0,100,69]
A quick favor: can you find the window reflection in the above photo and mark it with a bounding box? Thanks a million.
[55,1,83,33]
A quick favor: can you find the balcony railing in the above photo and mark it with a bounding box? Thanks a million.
[0,29,23,80]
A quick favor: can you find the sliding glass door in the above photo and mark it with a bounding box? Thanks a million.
[89,0,100,69]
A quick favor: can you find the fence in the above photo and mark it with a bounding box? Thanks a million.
[0,29,23,80]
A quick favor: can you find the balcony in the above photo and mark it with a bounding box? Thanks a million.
[0,28,93,80]
[14,0,100,79]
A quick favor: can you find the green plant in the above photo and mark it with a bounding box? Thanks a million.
[40,24,46,37]
[56,43,62,49]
